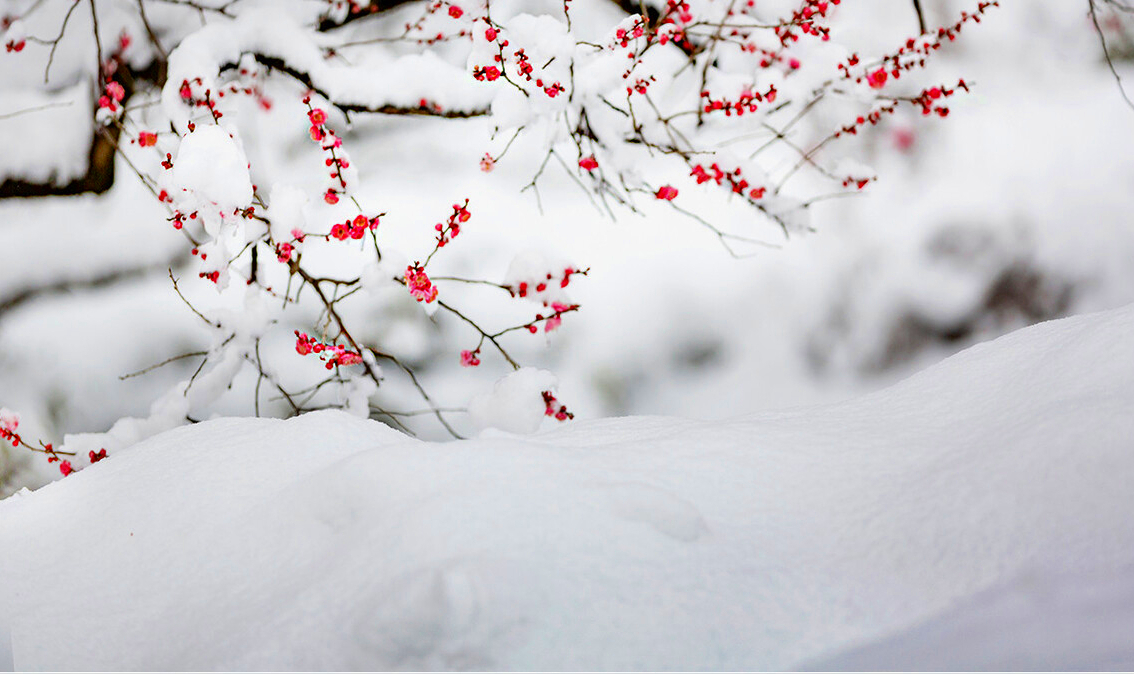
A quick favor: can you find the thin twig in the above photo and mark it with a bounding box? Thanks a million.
[1089,0,1134,112]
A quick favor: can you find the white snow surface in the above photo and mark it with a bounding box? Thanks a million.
[1,304,1133,671]
[172,125,252,213]
[468,367,559,434]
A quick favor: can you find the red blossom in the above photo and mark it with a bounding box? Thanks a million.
[406,265,439,303]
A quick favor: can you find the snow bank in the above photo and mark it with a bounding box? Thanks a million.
[1,305,1133,670]
[805,563,1134,671]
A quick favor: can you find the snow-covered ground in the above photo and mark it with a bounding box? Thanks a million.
[2,304,1131,670]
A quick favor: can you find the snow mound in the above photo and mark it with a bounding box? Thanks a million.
[172,125,252,212]
[805,563,1134,671]
[2,305,1133,670]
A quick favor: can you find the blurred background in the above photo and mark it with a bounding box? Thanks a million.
[2,0,1134,494]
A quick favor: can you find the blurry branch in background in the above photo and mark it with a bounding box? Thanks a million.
[912,0,926,34]
[1089,0,1134,112]
[235,54,490,119]
[0,257,185,320]
[0,122,121,198]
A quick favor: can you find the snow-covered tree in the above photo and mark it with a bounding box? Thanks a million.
[0,0,996,477]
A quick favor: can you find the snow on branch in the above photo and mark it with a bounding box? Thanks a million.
[161,9,492,125]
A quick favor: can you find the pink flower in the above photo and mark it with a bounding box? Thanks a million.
[460,350,481,367]
[480,154,495,172]
[867,68,888,89]
[893,127,915,151]
[59,461,73,476]
[448,5,463,18]
[106,81,125,102]
[406,265,439,303]
[578,156,598,171]
[338,352,363,366]
[138,131,158,147]
[0,409,18,433]
[655,185,678,200]
[544,302,571,332]
[295,331,313,355]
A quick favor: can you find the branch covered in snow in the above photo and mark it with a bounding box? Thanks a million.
[0,0,996,475]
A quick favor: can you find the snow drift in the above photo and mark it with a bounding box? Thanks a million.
[1,305,1133,671]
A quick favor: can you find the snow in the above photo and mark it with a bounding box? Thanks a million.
[468,367,558,433]
[172,125,253,214]
[0,82,92,184]
[806,564,1134,671]
[2,304,1133,670]
[160,8,491,128]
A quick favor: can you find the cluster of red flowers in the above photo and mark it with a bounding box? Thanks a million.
[3,16,24,52]
[405,265,439,303]
[614,21,645,48]
[303,99,351,205]
[386,1,472,45]
[459,349,481,367]
[329,213,380,242]
[839,1,998,88]
[699,85,777,117]
[169,209,199,231]
[433,200,470,248]
[910,80,969,117]
[508,266,585,299]
[842,175,875,190]
[0,409,20,448]
[542,391,574,421]
[690,163,766,201]
[529,302,577,334]
[178,77,224,123]
[834,101,900,138]
[294,331,364,368]
[98,81,126,114]
[2,409,93,476]
[776,0,839,45]
[474,23,565,98]
[833,76,969,141]
[626,76,655,97]
[472,65,500,81]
